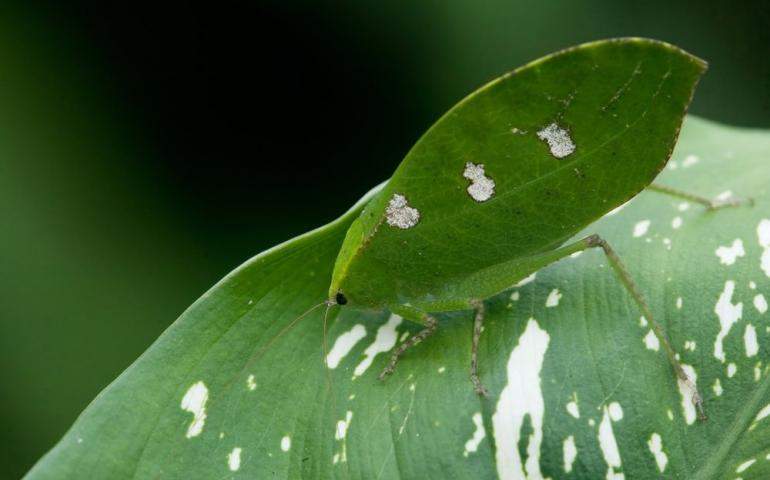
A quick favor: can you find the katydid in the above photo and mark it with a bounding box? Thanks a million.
[323,38,750,420]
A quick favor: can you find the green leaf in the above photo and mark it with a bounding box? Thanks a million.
[26,116,770,479]
[332,38,706,309]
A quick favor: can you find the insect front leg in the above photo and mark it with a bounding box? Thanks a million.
[648,183,753,210]
[378,305,438,381]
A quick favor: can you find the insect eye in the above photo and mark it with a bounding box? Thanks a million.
[335,292,348,305]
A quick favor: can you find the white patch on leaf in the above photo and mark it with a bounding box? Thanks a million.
[326,324,367,369]
[643,330,659,351]
[745,324,759,357]
[677,364,698,425]
[181,381,209,438]
[227,447,242,471]
[354,314,402,377]
[633,220,651,237]
[713,378,723,396]
[566,393,580,419]
[281,436,291,452]
[736,459,756,473]
[608,402,623,421]
[715,239,745,265]
[672,216,683,229]
[545,289,562,307]
[682,154,699,167]
[463,412,486,457]
[247,374,257,391]
[537,122,575,158]
[754,294,768,314]
[598,406,624,479]
[563,436,577,473]
[716,190,733,201]
[492,319,550,480]
[647,433,668,473]
[758,219,770,277]
[727,363,737,378]
[463,162,496,202]
[515,273,537,287]
[714,280,742,363]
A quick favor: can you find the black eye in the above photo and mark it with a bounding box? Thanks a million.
[335,292,348,305]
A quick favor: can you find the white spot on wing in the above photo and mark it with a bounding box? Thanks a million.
[385,193,420,229]
[563,436,577,473]
[227,447,242,471]
[647,433,668,473]
[463,412,486,457]
[537,122,575,158]
[671,216,683,229]
[745,324,759,357]
[181,381,209,438]
[545,289,562,307]
[714,281,743,363]
[326,324,367,369]
[463,162,496,202]
[633,220,651,237]
[492,319,550,480]
[354,314,402,377]
[715,239,745,265]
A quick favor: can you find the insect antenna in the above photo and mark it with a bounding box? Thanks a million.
[221,299,328,392]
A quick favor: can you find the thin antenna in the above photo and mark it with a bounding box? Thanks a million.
[220,300,328,393]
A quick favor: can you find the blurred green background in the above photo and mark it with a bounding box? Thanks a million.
[1,1,768,477]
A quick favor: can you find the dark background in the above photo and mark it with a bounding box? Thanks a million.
[1,1,768,477]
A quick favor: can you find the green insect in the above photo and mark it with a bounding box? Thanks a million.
[324,38,750,419]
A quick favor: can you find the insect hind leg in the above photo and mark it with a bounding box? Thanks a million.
[584,234,706,420]
[378,314,438,381]
[648,183,753,210]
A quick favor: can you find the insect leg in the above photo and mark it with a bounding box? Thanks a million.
[584,234,707,421]
[469,300,489,397]
[378,312,438,381]
[648,183,753,210]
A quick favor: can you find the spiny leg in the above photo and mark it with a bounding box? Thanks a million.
[378,314,438,381]
[584,234,707,420]
[648,183,753,210]
[470,300,489,397]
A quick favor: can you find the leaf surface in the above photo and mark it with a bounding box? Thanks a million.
[26,118,770,479]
